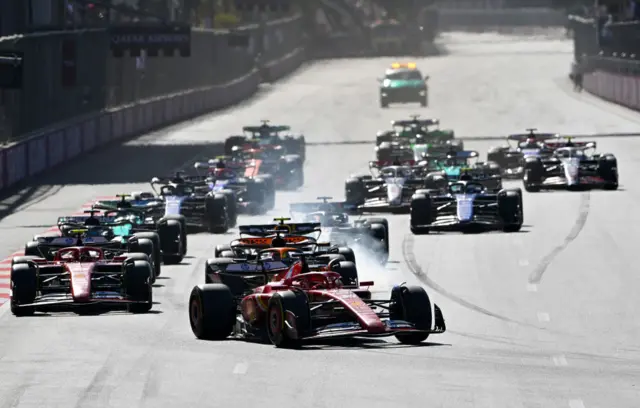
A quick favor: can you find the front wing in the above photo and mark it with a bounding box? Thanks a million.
[13,292,147,311]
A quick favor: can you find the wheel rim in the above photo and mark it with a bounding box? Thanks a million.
[269,306,282,338]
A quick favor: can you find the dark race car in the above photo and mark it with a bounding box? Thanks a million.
[106,173,236,234]
[523,139,618,192]
[378,63,429,108]
[487,129,558,178]
[193,158,276,214]
[375,141,415,162]
[223,120,306,161]
[410,180,523,234]
[212,219,358,266]
[345,161,428,214]
[10,242,153,316]
[188,260,446,348]
[289,197,390,265]
[227,141,304,190]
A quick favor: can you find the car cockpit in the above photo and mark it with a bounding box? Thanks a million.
[380,165,414,178]
[554,147,585,159]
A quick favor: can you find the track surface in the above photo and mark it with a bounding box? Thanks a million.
[1,31,640,407]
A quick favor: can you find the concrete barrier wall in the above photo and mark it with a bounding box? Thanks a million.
[583,71,640,111]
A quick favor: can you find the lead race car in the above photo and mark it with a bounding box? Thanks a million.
[10,237,153,316]
[523,138,618,191]
[487,129,558,178]
[188,259,446,348]
[289,197,390,265]
[345,160,427,213]
[410,180,523,234]
[223,120,306,162]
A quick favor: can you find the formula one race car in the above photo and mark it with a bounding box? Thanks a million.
[212,219,358,265]
[194,158,276,214]
[376,116,463,159]
[108,173,236,233]
[189,261,446,347]
[10,244,153,316]
[522,139,618,191]
[89,195,187,264]
[419,150,502,192]
[378,62,429,107]
[27,212,162,281]
[224,120,306,161]
[487,129,558,178]
[227,141,304,190]
[410,180,523,234]
[345,160,429,213]
[375,141,415,163]
[289,197,390,264]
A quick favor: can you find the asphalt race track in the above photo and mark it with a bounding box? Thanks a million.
[1,30,640,407]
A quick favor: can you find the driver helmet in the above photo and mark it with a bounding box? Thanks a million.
[117,200,132,209]
[460,172,473,181]
[525,137,536,145]
[565,138,574,147]
[80,252,94,262]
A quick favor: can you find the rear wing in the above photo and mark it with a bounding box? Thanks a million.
[223,260,289,273]
[544,140,596,149]
[289,201,356,214]
[232,235,318,248]
[392,119,438,128]
[242,125,290,133]
[36,235,110,246]
[238,222,321,236]
[448,150,478,159]
[508,132,558,141]
[57,215,116,225]
[369,159,416,168]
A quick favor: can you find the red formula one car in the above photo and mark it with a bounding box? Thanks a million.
[189,260,446,348]
[10,245,154,316]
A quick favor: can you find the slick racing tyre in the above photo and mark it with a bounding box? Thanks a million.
[157,219,184,265]
[205,195,229,234]
[160,215,187,256]
[133,232,162,278]
[10,263,37,316]
[127,237,157,283]
[390,285,433,344]
[189,284,235,340]
[345,178,366,206]
[597,155,618,190]
[523,158,543,192]
[124,260,153,313]
[497,188,523,232]
[410,193,432,234]
[330,261,358,287]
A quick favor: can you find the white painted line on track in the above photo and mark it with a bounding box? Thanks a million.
[519,259,529,266]
[527,284,538,292]
[569,399,585,408]
[552,355,568,366]
[537,312,550,322]
[233,362,248,375]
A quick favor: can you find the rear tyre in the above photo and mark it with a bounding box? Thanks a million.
[157,219,184,264]
[410,194,432,234]
[24,241,42,258]
[133,232,162,278]
[161,215,187,256]
[205,195,228,233]
[330,261,359,287]
[497,188,523,233]
[390,285,433,344]
[345,178,366,207]
[127,237,157,283]
[189,284,236,340]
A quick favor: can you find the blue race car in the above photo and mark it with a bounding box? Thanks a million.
[410,180,523,234]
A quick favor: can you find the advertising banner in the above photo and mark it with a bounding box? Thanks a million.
[28,135,47,176]
[5,143,26,187]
